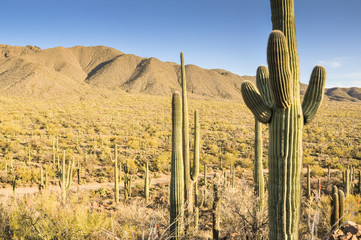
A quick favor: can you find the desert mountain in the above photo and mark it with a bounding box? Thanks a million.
[0,44,359,102]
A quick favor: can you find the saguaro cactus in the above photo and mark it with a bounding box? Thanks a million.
[124,159,132,201]
[213,174,221,240]
[241,0,326,238]
[144,161,150,203]
[194,180,204,231]
[345,169,350,196]
[60,151,74,204]
[338,190,345,225]
[111,144,121,204]
[307,165,311,199]
[180,53,200,214]
[170,92,184,239]
[331,192,339,229]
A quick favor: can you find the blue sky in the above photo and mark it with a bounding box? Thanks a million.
[0,0,360,88]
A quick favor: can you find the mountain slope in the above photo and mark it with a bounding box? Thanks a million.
[0,44,359,102]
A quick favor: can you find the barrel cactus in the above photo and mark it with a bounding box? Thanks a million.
[241,0,326,238]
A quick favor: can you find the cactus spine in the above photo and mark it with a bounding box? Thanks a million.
[241,0,326,238]
[60,151,74,204]
[170,92,184,239]
[144,161,150,202]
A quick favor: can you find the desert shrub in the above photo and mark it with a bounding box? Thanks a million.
[219,178,269,239]
[311,165,326,177]
[3,191,110,239]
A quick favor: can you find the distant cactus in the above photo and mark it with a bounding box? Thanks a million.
[194,180,204,231]
[358,170,361,194]
[60,150,74,204]
[331,192,339,229]
[144,161,150,203]
[111,144,120,203]
[307,165,311,199]
[170,92,184,239]
[338,190,345,225]
[39,166,45,191]
[12,175,17,196]
[204,164,207,186]
[241,0,326,237]
[345,169,350,196]
[213,174,221,240]
[124,160,132,201]
[231,165,235,188]
[328,166,330,181]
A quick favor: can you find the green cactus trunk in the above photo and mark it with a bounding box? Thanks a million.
[194,180,204,231]
[345,169,350,196]
[358,170,361,194]
[114,144,120,204]
[144,162,150,203]
[181,52,192,212]
[213,174,220,240]
[254,120,264,209]
[338,190,345,225]
[331,192,339,229]
[60,151,74,204]
[170,92,184,239]
[241,0,326,238]
[328,166,330,181]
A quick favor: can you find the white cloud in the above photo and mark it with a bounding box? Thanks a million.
[317,60,342,68]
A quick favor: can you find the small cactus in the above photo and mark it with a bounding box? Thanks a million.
[194,180,204,231]
[338,190,345,225]
[331,191,339,229]
[307,165,311,199]
[59,150,74,204]
[111,144,120,204]
[144,162,150,203]
[213,174,221,240]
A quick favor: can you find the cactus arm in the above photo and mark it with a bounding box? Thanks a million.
[270,0,300,94]
[256,65,274,107]
[191,110,199,181]
[302,65,326,124]
[241,81,273,123]
[267,30,293,108]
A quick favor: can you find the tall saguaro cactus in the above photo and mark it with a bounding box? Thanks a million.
[241,0,326,238]
[180,52,199,214]
[170,92,184,239]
